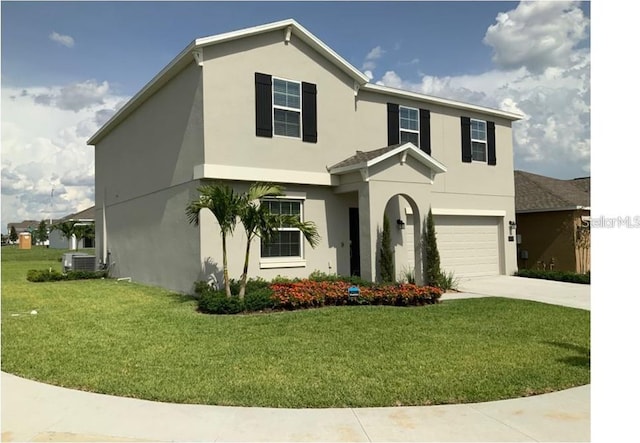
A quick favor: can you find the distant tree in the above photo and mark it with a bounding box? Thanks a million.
[35,220,49,245]
[75,223,95,247]
[379,215,394,283]
[52,221,78,250]
[422,207,441,287]
[9,226,18,243]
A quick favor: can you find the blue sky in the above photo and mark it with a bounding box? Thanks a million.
[1,0,592,231]
[2,1,536,92]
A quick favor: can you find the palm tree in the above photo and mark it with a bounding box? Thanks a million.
[52,221,78,250]
[237,183,284,299]
[74,223,95,248]
[237,183,321,298]
[186,183,242,297]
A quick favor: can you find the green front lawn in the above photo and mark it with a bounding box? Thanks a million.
[1,246,590,408]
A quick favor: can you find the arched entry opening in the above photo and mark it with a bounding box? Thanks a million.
[380,193,422,285]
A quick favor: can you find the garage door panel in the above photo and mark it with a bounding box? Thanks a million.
[434,215,501,278]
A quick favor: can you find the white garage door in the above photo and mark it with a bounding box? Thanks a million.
[434,215,501,278]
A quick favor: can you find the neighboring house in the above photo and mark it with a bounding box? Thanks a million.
[514,170,590,273]
[49,206,96,249]
[7,220,41,235]
[88,19,522,294]
[6,220,48,245]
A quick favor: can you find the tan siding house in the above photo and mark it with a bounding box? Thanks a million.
[88,19,522,293]
[514,171,590,273]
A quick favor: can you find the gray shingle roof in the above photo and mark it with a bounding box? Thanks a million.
[61,206,95,221]
[515,171,590,212]
[329,144,403,170]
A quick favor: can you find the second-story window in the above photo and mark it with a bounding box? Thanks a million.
[399,106,420,146]
[273,78,301,138]
[471,119,487,162]
[387,103,431,155]
[256,72,317,143]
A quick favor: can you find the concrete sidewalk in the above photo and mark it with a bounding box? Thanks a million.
[1,372,589,442]
[2,277,590,442]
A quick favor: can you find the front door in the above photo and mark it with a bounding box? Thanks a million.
[349,208,360,276]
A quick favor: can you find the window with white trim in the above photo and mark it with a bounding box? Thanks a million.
[273,78,301,138]
[471,119,487,162]
[261,199,303,258]
[399,106,420,146]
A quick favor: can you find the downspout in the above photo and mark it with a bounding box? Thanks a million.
[102,187,107,264]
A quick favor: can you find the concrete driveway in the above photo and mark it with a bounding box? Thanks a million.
[444,275,590,310]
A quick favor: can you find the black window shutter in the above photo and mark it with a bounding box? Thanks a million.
[387,103,399,146]
[302,82,317,143]
[419,109,431,155]
[255,73,272,138]
[487,121,496,165]
[461,117,472,163]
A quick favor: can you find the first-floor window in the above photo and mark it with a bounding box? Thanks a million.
[261,199,302,258]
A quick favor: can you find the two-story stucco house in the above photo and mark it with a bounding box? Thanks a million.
[88,19,522,294]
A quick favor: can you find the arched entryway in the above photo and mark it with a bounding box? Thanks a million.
[381,193,422,285]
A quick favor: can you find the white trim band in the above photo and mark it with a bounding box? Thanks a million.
[194,164,338,186]
[431,208,507,217]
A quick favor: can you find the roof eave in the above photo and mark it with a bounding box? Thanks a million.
[516,206,588,214]
[362,83,523,121]
[329,143,447,175]
[195,19,369,84]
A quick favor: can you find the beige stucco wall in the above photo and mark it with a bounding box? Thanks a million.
[91,26,519,293]
[198,181,357,285]
[94,63,205,292]
[201,31,359,172]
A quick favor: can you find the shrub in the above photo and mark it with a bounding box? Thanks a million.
[27,269,66,282]
[66,270,108,280]
[515,269,590,284]
[198,289,244,315]
[436,270,459,291]
[307,270,375,287]
[379,215,395,283]
[230,277,271,295]
[423,208,441,287]
[27,269,108,282]
[398,267,415,284]
[193,280,211,297]
[243,287,277,312]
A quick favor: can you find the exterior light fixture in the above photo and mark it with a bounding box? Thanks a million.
[397,219,405,230]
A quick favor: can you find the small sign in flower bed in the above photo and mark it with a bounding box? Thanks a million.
[196,278,442,314]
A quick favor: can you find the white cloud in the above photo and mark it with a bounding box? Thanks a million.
[49,31,75,48]
[483,1,589,73]
[25,80,112,113]
[1,83,128,231]
[362,45,386,72]
[375,2,590,181]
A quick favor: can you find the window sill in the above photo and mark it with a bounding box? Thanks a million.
[260,259,306,269]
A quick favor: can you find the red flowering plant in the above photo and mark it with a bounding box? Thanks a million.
[269,280,442,311]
